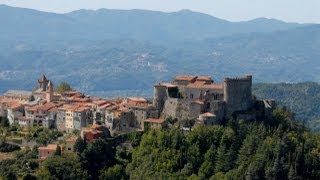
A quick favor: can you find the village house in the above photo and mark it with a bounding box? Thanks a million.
[64,136,78,153]
[38,144,58,160]
[62,104,92,133]
[144,118,166,129]
[81,124,109,142]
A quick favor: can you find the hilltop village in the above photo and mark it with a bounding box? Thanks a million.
[0,74,275,158]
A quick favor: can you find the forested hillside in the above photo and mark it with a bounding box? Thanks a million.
[253,82,320,131]
[2,108,319,179]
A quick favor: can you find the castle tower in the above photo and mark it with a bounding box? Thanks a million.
[46,80,54,103]
[153,84,169,116]
[223,74,252,117]
[38,74,49,92]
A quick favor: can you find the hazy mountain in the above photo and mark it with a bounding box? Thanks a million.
[0,5,306,43]
[0,24,319,94]
[0,5,319,95]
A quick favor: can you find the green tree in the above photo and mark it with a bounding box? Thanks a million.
[36,154,88,180]
[22,174,38,180]
[99,164,124,180]
[81,139,115,179]
[74,137,87,154]
[56,82,72,94]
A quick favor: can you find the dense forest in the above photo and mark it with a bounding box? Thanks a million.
[253,82,320,131]
[1,107,319,179]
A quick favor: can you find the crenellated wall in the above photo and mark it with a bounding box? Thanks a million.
[224,74,252,117]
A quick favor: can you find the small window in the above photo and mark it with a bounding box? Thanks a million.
[190,94,194,99]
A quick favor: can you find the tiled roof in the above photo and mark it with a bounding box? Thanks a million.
[38,144,57,151]
[128,97,147,103]
[7,101,23,109]
[65,137,78,142]
[174,75,197,81]
[60,104,91,112]
[25,102,62,112]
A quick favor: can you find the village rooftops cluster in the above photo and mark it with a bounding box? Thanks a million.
[1,74,276,141]
[0,75,163,137]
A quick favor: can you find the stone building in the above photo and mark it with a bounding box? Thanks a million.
[38,144,58,160]
[153,74,275,124]
[62,104,92,133]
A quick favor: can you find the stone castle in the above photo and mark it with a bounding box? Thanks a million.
[153,74,275,125]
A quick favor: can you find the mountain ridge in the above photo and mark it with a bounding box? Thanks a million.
[0,4,310,43]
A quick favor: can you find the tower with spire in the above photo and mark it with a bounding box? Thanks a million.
[38,74,49,92]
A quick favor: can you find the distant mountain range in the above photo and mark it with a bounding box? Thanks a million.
[0,5,319,97]
[0,5,305,43]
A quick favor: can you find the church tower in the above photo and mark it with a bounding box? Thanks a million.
[38,74,49,92]
[46,80,54,103]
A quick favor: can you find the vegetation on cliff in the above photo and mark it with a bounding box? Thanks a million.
[2,107,318,179]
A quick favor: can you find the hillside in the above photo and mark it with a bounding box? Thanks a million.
[1,24,320,95]
[2,108,319,179]
[253,82,320,131]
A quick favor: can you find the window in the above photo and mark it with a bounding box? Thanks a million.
[190,94,194,99]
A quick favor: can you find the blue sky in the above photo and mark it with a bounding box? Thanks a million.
[0,0,319,23]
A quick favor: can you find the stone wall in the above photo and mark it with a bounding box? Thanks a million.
[162,98,202,120]
[153,86,168,114]
[224,75,252,117]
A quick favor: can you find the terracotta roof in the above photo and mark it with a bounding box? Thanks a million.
[25,102,61,112]
[65,137,78,143]
[60,104,91,112]
[145,118,165,124]
[7,101,23,110]
[128,97,147,103]
[38,144,57,151]
[99,103,112,109]
[92,99,109,106]
[174,75,197,81]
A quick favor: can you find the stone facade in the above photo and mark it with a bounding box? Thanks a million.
[153,74,275,124]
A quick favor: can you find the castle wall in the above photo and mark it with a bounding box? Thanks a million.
[162,98,202,120]
[185,88,223,100]
[224,75,252,117]
[153,86,168,114]
[204,100,226,122]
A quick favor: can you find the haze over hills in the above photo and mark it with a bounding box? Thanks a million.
[0,4,319,97]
